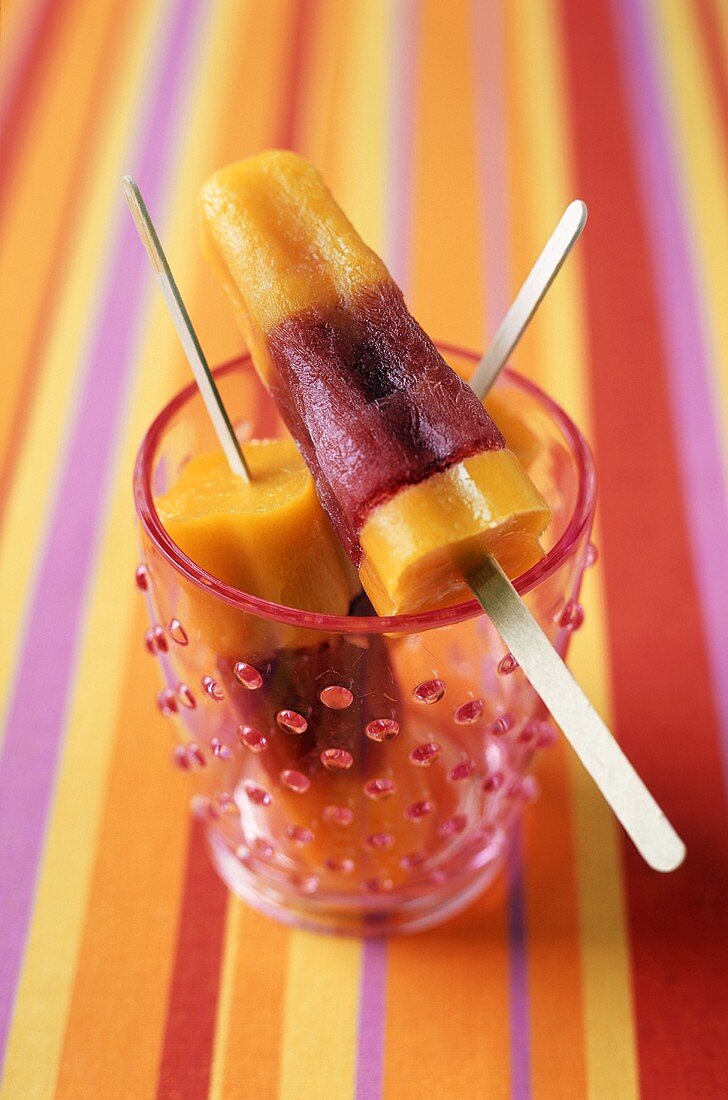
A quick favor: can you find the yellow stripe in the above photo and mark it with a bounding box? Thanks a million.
[330,0,390,254]
[0,0,160,745]
[507,2,639,1097]
[0,0,237,1092]
[650,0,728,450]
[278,933,363,1100]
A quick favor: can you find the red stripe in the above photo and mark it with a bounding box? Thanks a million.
[0,0,133,523]
[559,0,728,1095]
[0,0,73,217]
[694,0,728,158]
[155,824,228,1100]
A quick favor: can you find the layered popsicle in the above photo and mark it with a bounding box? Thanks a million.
[200,151,550,615]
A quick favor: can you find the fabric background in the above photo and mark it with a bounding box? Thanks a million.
[1,0,727,1096]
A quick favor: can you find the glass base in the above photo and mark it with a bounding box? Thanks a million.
[207,827,509,937]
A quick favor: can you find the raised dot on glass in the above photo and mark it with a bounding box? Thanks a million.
[168,618,189,645]
[325,857,354,874]
[585,542,599,568]
[172,745,190,770]
[190,794,211,818]
[323,805,354,826]
[454,698,484,724]
[518,721,538,744]
[360,877,394,893]
[491,713,513,737]
[209,737,232,760]
[238,725,268,753]
[365,832,394,850]
[363,777,396,801]
[145,625,167,655]
[156,689,177,716]
[536,721,557,748]
[320,748,354,771]
[287,824,315,845]
[292,872,319,894]
[521,776,540,803]
[276,709,308,735]
[482,771,504,792]
[135,563,149,591]
[365,718,399,742]
[177,683,196,709]
[506,779,523,800]
[409,741,442,767]
[448,757,476,782]
[497,653,518,676]
[253,837,275,859]
[234,661,263,690]
[280,769,311,793]
[319,685,354,710]
[173,743,205,770]
[400,850,427,871]
[439,814,468,837]
[559,599,585,630]
[244,782,272,807]
[405,799,435,821]
[413,678,445,704]
[202,675,224,701]
[214,791,237,815]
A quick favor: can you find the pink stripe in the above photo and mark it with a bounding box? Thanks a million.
[610,0,728,791]
[0,0,206,1063]
[473,3,533,1096]
[355,940,388,1100]
[354,4,419,1097]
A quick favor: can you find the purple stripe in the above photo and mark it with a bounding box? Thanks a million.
[355,940,388,1100]
[610,0,728,793]
[506,831,531,1100]
[0,0,206,1062]
[473,3,533,1096]
[354,5,419,1097]
[384,0,419,286]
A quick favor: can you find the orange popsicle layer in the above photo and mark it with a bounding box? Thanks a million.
[156,437,358,648]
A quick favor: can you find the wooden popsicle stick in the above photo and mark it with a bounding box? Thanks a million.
[467,556,685,872]
[121,176,251,482]
[469,200,588,399]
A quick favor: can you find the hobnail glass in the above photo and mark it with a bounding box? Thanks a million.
[133,346,596,935]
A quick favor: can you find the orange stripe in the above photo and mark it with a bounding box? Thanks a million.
[54,604,192,1097]
[0,0,129,492]
[0,0,143,519]
[212,901,289,1099]
[384,5,509,1095]
[409,0,486,349]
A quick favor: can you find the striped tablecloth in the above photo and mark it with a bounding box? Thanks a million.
[1,1,727,1097]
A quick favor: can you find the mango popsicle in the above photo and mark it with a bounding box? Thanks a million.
[156,436,358,650]
[200,151,550,615]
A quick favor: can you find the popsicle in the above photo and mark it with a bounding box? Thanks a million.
[200,151,550,616]
[155,436,358,650]
[197,152,685,873]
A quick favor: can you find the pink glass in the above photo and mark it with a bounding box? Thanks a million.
[134,347,596,935]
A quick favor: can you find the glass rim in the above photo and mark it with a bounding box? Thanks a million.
[134,345,597,634]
